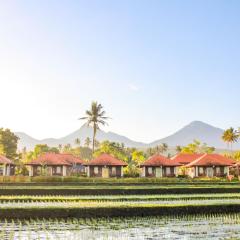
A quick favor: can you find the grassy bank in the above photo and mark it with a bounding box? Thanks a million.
[0,176,238,184]
[1,203,240,219]
[1,193,240,202]
[0,184,240,195]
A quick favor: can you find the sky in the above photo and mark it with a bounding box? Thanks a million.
[0,0,240,143]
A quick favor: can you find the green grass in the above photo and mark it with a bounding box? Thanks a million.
[1,193,240,202]
[0,202,240,218]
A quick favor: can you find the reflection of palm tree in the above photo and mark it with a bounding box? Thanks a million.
[222,127,238,151]
[79,101,109,153]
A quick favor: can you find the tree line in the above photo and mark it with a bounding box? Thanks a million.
[1,101,240,176]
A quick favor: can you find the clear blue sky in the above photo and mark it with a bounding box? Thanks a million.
[0,0,239,142]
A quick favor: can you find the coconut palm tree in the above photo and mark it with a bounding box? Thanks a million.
[175,145,182,153]
[161,143,168,153]
[79,101,109,153]
[84,137,91,148]
[222,127,238,151]
[75,138,81,146]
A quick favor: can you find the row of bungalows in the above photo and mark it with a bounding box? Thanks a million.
[26,153,127,178]
[172,153,234,178]
[140,153,235,178]
[0,152,236,178]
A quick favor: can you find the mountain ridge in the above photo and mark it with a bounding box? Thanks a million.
[15,121,239,151]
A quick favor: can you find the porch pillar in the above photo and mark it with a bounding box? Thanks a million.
[86,166,90,177]
[195,167,198,177]
[62,166,67,176]
[142,167,145,177]
[29,166,33,177]
[121,166,124,177]
[50,166,53,176]
[175,167,178,177]
[3,164,6,176]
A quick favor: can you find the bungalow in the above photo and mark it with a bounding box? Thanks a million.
[141,154,181,177]
[0,155,15,176]
[85,154,127,178]
[171,153,205,165]
[26,153,85,177]
[184,154,234,178]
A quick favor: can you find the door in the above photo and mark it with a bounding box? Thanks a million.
[206,167,213,177]
[155,167,162,178]
[102,167,109,178]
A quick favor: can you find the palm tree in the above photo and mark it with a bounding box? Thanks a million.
[58,144,62,153]
[75,138,81,146]
[79,101,109,153]
[84,137,91,148]
[161,143,168,153]
[222,127,238,151]
[175,145,182,153]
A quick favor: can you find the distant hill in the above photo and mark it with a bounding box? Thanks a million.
[15,121,239,151]
[15,124,146,151]
[148,121,234,149]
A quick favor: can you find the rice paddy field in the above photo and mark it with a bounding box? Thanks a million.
[1,183,240,239]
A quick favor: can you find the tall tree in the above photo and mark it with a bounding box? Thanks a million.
[175,145,182,153]
[181,140,215,154]
[75,138,81,146]
[0,128,19,160]
[84,137,91,148]
[79,101,109,153]
[222,127,238,150]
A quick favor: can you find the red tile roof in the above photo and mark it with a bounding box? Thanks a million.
[85,154,127,166]
[141,154,181,167]
[171,153,205,164]
[0,155,14,165]
[186,154,235,167]
[26,153,84,166]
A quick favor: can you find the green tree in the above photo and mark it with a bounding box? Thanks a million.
[175,145,182,153]
[84,137,91,148]
[181,140,215,154]
[32,144,59,159]
[131,150,146,166]
[94,141,128,161]
[79,101,109,153]
[75,138,81,146]
[0,128,19,160]
[222,127,239,151]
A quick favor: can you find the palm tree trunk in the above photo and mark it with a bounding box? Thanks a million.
[92,123,97,153]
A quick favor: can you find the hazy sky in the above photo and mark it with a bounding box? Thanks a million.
[0,0,239,143]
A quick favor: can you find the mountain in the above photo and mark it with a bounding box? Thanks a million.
[149,121,230,148]
[15,124,146,151]
[15,121,239,151]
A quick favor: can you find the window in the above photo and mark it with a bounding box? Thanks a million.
[148,167,152,174]
[112,167,116,175]
[216,167,220,174]
[94,167,99,174]
[166,167,170,175]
